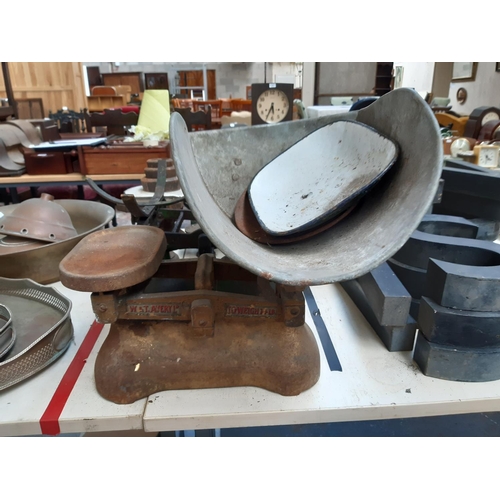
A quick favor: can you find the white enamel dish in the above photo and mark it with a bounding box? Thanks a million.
[247,120,399,236]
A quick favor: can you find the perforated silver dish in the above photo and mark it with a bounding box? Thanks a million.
[0,278,73,391]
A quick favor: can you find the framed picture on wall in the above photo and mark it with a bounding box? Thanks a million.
[496,63,500,72]
[452,62,477,81]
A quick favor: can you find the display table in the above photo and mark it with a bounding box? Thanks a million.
[0,173,143,203]
[1,280,500,436]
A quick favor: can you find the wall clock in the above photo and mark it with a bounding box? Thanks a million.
[456,87,467,104]
[464,106,500,138]
[251,83,294,125]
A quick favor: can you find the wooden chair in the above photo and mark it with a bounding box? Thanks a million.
[192,100,223,128]
[48,108,92,133]
[174,107,212,132]
[434,112,468,137]
[220,98,233,116]
[89,108,139,136]
[171,99,194,110]
[88,86,129,112]
[91,86,117,96]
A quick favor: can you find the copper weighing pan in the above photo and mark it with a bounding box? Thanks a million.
[0,200,115,284]
[0,277,73,391]
[234,189,358,245]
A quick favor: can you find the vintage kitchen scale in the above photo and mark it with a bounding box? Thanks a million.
[59,88,442,405]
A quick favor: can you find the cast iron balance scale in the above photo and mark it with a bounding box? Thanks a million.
[59,89,442,404]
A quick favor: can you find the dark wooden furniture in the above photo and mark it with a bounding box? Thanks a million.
[145,73,169,90]
[86,66,103,91]
[374,63,394,96]
[102,72,144,96]
[174,107,212,132]
[48,109,92,133]
[192,100,222,128]
[464,107,500,139]
[231,99,252,112]
[14,98,44,119]
[177,70,216,100]
[89,109,138,136]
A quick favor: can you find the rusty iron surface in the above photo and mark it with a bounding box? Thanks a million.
[90,255,306,326]
[75,253,321,403]
[59,226,167,292]
[95,318,320,404]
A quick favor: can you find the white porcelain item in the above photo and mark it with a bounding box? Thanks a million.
[248,120,399,236]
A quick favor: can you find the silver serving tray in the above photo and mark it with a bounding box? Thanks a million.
[0,304,15,358]
[0,278,73,391]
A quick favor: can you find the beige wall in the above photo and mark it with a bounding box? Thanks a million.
[432,62,453,98]
[448,62,500,115]
[315,62,378,104]
[0,62,87,115]
[394,62,435,92]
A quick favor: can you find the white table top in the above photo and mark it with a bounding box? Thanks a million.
[2,280,500,436]
[306,105,352,118]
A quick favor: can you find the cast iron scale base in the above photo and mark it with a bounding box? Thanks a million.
[60,226,320,404]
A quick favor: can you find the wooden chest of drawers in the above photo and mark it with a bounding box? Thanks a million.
[78,142,170,175]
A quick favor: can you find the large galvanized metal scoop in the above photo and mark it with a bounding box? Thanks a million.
[170,88,443,285]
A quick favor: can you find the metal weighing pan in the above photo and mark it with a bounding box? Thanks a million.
[0,277,73,391]
[170,88,443,285]
[0,199,115,284]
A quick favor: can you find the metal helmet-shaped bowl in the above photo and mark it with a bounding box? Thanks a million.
[0,193,78,243]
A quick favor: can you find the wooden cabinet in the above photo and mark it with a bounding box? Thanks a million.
[177,70,216,99]
[374,63,394,96]
[86,66,103,90]
[102,72,144,95]
[145,73,169,90]
[79,143,169,175]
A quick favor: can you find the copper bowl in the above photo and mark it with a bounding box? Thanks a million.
[0,199,115,284]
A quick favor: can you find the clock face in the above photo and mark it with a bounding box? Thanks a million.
[478,148,499,167]
[481,112,500,126]
[450,138,470,157]
[256,89,290,123]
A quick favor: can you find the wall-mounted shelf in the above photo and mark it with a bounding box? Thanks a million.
[375,62,394,96]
